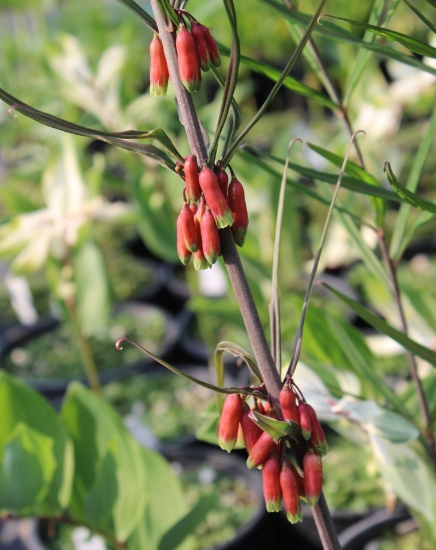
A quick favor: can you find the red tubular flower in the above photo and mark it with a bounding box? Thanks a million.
[218,394,243,452]
[228,176,248,247]
[280,459,302,523]
[191,22,210,72]
[298,402,312,441]
[200,207,220,265]
[198,23,221,67]
[307,405,329,457]
[262,454,282,512]
[279,384,300,425]
[149,34,169,97]
[217,170,229,198]
[178,204,199,253]
[196,196,206,221]
[184,156,201,202]
[176,214,192,265]
[240,404,262,454]
[303,450,323,506]
[246,431,278,469]
[192,214,209,270]
[199,166,233,228]
[176,25,201,93]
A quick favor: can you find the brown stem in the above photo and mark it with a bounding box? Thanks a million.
[312,494,343,550]
[150,2,341,547]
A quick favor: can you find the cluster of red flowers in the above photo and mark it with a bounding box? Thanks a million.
[149,14,220,96]
[218,380,328,523]
[176,157,248,269]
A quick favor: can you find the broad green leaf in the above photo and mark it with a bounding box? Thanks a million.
[401,0,436,34]
[60,382,147,543]
[219,46,340,111]
[324,284,436,367]
[0,424,56,514]
[114,0,157,32]
[0,87,176,170]
[0,372,73,515]
[327,16,436,59]
[390,105,436,260]
[262,1,436,78]
[373,410,419,444]
[249,410,300,442]
[385,162,436,214]
[158,495,217,550]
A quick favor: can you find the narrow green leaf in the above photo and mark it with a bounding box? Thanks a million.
[215,341,262,383]
[385,162,436,214]
[219,46,340,111]
[222,0,327,166]
[158,495,217,550]
[210,66,242,134]
[114,0,158,32]
[401,0,436,34]
[326,16,436,59]
[263,1,436,78]
[323,284,436,367]
[214,349,225,414]
[249,410,300,442]
[0,87,176,170]
[390,103,436,260]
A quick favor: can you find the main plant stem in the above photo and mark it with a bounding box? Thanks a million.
[150,2,341,547]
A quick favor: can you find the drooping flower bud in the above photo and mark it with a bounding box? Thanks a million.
[177,214,192,265]
[192,213,210,270]
[176,25,201,93]
[199,166,234,228]
[307,404,329,457]
[280,459,302,523]
[217,170,229,198]
[198,23,221,67]
[191,22,210,72]
[262,454,282,512]
[149,34,169,97]
[279,384,300,425]
[246,431,278,469]
[303,450,323,506]
[240,404,263,454]
[196,196,206,221]
[178,204,199,253]
[184,156,201,202]
[298,402,312,441]
[218,394,243,452]
[228,176,248,247]
[200,207,220,265]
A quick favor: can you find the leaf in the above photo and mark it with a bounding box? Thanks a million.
[215,341,262,383]
[373,410,419,444]
[396,211,433,260]
[323,284,436,367]
[0,87,177,170]
[262,0,436,78]
[195,402,220,446]
[385,162,436,213]
[60,382,148,542]
[0,424,56,514]
[0,372,73,515]
[326,16,436,59]
[401,0,436,34]
[390,105,436,259]
[114,0,158,32]
[158,495,217,550]
[74,241,111,336]
[219,46,340,111]
[249,410,300,442]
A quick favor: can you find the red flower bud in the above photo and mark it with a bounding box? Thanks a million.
[228,176,248,247]
[280,459,302,523]
[279,384,300,425]
[303,450,323,506]
[217,170,229,198]
[150,34,169,97]
[198,24,221,68]
[177,204,199,253]
[246,431,278,469]
[184,156,201,202]
[240,404,262,454]
[196,196,206,222]
[176,25,201,93]
[192,215,210,270]
[191,23,210,72]
[262,454,282,512]
[307,405,329,457]
[177,214,192,265]
[298,403,312,440]
[200,207,220,265]
[199,166,233,228]
[218,394,243,452]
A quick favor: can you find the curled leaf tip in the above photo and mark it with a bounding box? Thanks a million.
[115,337,129,351]
[383,161,388,172]
[317,14,325,25]
[7,104,20,118]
